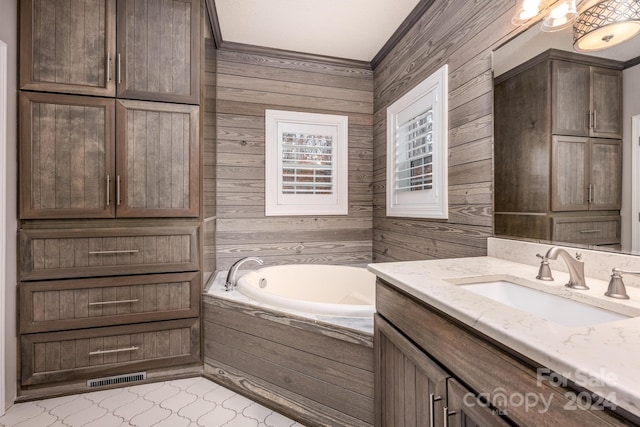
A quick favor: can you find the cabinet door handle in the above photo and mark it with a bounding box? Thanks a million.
[117,53,122,84]
[589,110,593,129]
[88,249,139,255]
[106,52,112,82]
[89,346,139,356]
[587,184,592,203]
[443,406,456,427]
[429,393,442,427]
[116,175,121,206]
[593,109,597,130]
[88,299,140,306]
[106,175,111,206]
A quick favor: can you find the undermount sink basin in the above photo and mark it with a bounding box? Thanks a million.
[458,280,630,327]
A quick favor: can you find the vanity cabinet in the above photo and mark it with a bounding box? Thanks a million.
[494,49,623,245]
[375,279,634,427]
[20,0,200,103]
[375,314,509,427]
[20,93,200,219]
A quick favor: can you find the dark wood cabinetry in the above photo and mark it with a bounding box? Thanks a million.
[375,280,632,427]
[20,0,200,103]
[551,61,622,139]
[375,315,508,427]
[17,0,203,399]
[116,0,200,104]
[19,0,117,96]
[495,49,622,245]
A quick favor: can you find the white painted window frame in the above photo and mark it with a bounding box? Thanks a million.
[265,109,348,216]
[386,64,448,218]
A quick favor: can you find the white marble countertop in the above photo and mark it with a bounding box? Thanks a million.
[367,256,640,419]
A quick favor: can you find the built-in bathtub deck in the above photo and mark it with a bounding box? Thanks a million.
[203,272,374,427]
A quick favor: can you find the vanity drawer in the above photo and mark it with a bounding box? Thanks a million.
[19,226,200,281]
[21,318,200,386]
[552,216,620,244]
[19,272,200,333]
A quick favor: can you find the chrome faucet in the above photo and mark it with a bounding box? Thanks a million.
[542,247,588,290]
[225,257,263,291]
[605,268,639,300]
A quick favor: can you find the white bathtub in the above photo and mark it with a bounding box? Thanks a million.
[236,264,376,318]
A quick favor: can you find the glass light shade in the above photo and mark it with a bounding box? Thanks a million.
[541,0,579,32]
[512,0,549,25]
[574,0,640,51]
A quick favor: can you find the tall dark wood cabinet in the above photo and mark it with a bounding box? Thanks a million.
[494,49,623,246]
[17,0,203,400]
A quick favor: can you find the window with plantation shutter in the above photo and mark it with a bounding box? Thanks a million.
[265,110,348,216]
[387,64,448,218]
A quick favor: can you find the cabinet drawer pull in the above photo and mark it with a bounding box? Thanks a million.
[88,299,140,306]
[89,346,139,356]
[88,249,139,255]
[579,229,601,234]
[429,393,442,427]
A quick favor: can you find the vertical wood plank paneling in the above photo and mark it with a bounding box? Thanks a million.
[212,48,374,269]
[372,0,522,262]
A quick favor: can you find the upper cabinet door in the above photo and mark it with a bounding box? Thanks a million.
[20,0,117,97]
[116,0,201,104]
[115,100,199,217]
[551,61,590,136]
[20,92,116,219]
[590,67,622,139]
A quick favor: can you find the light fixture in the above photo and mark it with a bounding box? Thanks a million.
[574,0,640,51]
[541,0,579,31]
[512,0,550,25]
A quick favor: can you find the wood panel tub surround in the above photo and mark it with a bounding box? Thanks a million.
[203,295,374,427]
[372,0,522,262]
[212,46,374,270]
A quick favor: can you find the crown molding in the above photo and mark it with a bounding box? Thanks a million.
[205,0,371,70]
[205,0,436,71]
[370,0,436,70]
[625,56,640,70]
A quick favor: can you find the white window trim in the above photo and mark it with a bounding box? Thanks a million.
[265,109,348,216]
[386,64,448,218]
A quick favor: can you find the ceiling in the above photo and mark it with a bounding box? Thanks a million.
[212,0,421,62]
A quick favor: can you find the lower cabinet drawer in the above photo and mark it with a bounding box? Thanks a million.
[19,272,200,333]
[552,216,620,244]
[21,318,200,386]
[19,226,200,281]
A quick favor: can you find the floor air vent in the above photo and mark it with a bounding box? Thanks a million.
[87,372,146,388]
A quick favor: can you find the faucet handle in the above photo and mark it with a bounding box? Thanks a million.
[575,252,582,261]
[536,253,554,281]
[606,268,640,300]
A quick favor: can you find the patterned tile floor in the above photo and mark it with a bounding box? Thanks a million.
[0,377,304,427]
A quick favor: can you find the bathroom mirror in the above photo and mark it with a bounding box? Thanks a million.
[492,19,640,254]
